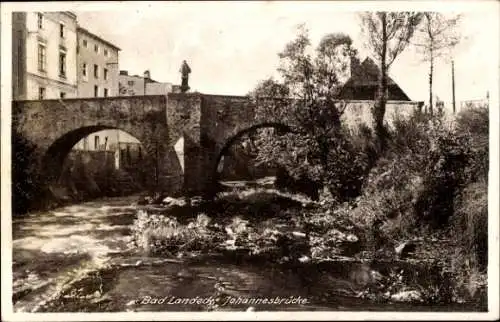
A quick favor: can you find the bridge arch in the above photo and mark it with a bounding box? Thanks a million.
[41,125,156,187]
[211,122,294,187]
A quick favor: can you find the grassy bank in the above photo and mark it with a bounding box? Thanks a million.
[346,107,488,304]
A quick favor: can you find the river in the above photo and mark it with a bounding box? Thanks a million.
[11,194,482,313]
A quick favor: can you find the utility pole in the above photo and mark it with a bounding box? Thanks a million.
[452,59,456,114]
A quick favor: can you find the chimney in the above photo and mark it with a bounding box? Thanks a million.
[143,70,150,80]
[119,70,128,76]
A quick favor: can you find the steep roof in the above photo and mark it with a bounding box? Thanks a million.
[339,57,411,101]
[346,57,398,87]
[77,26,121,51]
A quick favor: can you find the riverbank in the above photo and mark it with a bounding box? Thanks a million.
[12,191,486,313]
[129,187,487,309]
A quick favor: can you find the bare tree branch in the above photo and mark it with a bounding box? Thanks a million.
[412,12,463,114]
[359,11,423,149]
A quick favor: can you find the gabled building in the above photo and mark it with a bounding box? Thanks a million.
[77,26,120,97]
[338,57,411,101]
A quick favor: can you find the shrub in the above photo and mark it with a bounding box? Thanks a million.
[455,106,489,183]
[414,125,473,228]
[350,110,479,239]
[12,132,43,213]
[254,123,371,204]
[452,181,488,271]
[324,127,371,202]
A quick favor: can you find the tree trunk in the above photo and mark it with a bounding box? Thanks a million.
[452,60,456,114]
[372,12,388,151]
[429,41,434,116]
[429,49,434,116]
[426,13,434,117]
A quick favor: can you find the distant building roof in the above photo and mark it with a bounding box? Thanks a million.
[339,57,411,101]
[347,57,398,87]
[63,12,78,19]
[77,26,121,51]
[119,72,160,83]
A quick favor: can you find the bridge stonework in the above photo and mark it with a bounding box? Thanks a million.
[12,93,422,208]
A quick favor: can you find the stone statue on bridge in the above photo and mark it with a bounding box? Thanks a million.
[180,60,191,93]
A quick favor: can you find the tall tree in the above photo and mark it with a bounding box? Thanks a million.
[359,12,423,149]
[413,13,461,116]
[316,32,358,88]
[248,26,367,201]
[248,77,290,98]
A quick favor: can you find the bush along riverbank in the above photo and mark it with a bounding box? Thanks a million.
[129,192,483,307]
[130,107,488,309]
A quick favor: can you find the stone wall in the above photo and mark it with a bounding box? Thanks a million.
[341,100,424,130]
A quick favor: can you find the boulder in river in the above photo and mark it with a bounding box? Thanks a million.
[390,290,423,303]
[292,231,307,239]
[190,196,204,207]
[162,196,187,207]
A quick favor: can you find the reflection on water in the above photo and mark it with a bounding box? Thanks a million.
[12,195,483,313]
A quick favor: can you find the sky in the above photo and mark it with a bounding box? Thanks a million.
[70,1,499,109]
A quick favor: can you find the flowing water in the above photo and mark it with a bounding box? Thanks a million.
[12,195,482,312]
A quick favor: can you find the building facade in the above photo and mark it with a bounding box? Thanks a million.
[12,11,78,100]
[76,27,120,97]
[118,70,173,96]
[74,26,121,150]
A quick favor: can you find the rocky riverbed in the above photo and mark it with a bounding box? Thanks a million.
[12,183,487,312]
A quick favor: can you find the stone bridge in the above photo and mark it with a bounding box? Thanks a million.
[12,93,422,207]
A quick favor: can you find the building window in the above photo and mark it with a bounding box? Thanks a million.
[37,13,43,29]
[104,68,108,80]
[104,88,109,97]
[60,92,66,99]
[82,39,87,47]
[82,63,87,78]
[94,85,99,97]
[94,64,99,78]
[104,49,109,57]
[94,136,100,150]
[38,87,46,100]
[94,44,99,53]
[37,43,46,72]
[59,23,65,38]
[59,51,66,78]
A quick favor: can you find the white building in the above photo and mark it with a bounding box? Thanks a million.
[12,11,78,100]
[119,70,174,96]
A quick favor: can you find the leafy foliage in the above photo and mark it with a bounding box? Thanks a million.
[360,12,423,67]
[247,26,369,202]
[455,106,489,181]
[12,131,43,213]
